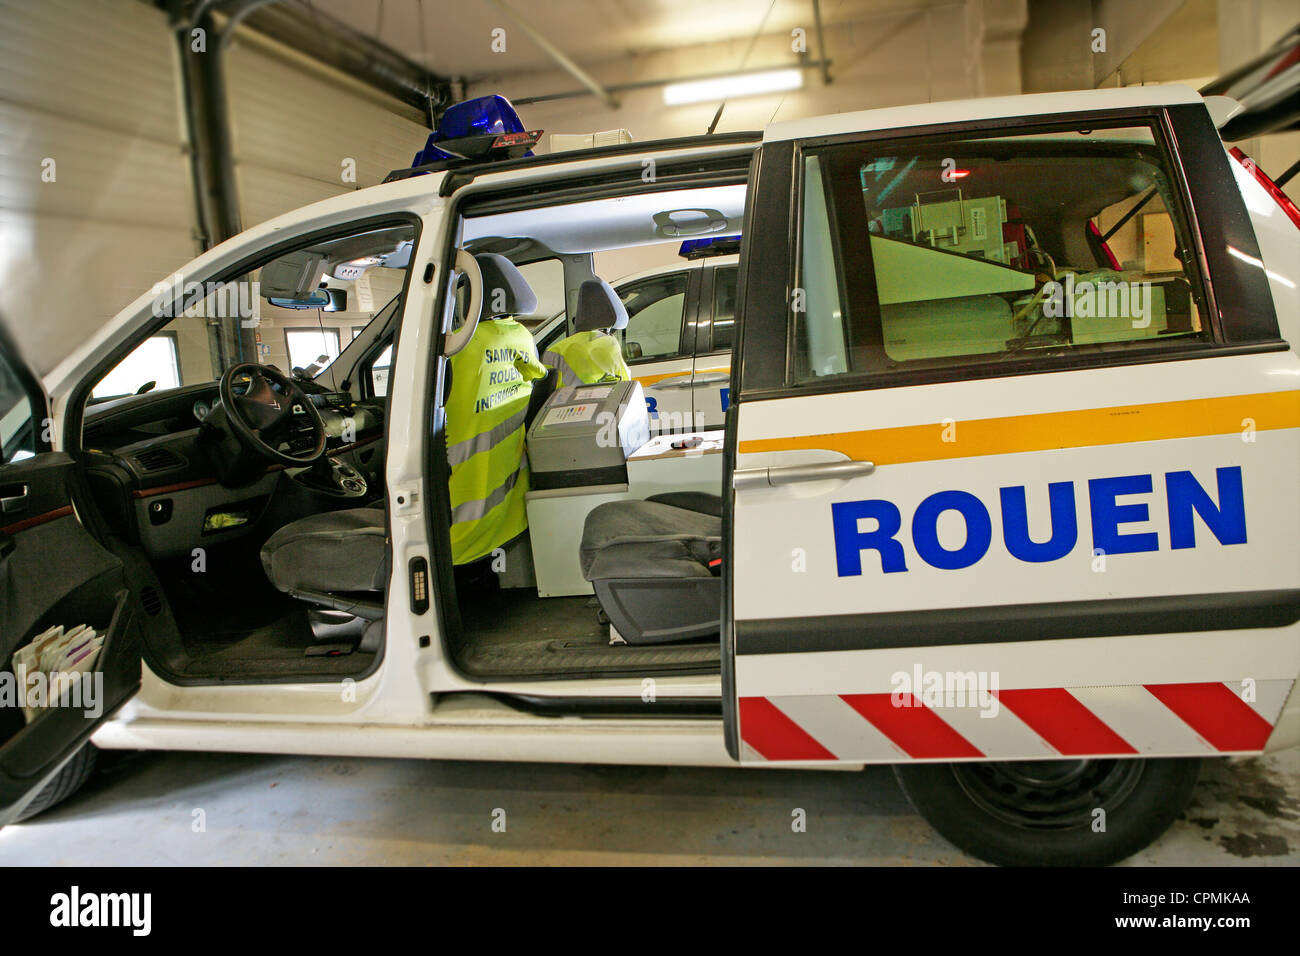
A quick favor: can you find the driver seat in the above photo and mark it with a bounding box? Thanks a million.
[260,507,388,620]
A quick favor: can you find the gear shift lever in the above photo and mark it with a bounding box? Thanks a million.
[301,456,367,497]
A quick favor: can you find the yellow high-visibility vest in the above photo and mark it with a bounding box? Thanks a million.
[542,331,630,388]
[445,318,546,565]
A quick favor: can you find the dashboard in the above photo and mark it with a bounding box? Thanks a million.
[85,384,381,457]
[82,382,386,558]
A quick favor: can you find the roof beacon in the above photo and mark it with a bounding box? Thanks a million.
[404,95,542,175]
[679,235,741,259]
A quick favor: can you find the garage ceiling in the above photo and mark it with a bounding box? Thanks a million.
[310,0,948,81]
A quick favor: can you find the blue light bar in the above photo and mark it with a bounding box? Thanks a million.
[411,94,528,167]
[678,235,741,259]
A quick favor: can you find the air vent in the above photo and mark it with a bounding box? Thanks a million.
[139,585,164,617]
[134,448,184,473]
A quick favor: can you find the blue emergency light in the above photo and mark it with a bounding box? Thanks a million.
[678,235,741,259]
[409,94,539,168]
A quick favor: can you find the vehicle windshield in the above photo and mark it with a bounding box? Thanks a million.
[87,223,417,404]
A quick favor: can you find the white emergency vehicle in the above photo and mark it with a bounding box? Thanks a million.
[1,86,1297,866]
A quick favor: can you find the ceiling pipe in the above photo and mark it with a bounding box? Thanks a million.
[812,0,831,85]
[174,0,454,123]
[481,0,620,110]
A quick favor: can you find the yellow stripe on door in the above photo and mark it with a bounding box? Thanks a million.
[738,390,1300,466]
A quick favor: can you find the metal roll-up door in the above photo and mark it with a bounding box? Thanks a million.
[224,39,431,227]
[0,0,198,377]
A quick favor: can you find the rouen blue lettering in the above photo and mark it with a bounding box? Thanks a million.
[1088,474,1159,554]
[829,466,1247,576]
[1000,481,1078,563]
[831,499,908,576]
[912,490,992,570]
[1166,466,1247,549]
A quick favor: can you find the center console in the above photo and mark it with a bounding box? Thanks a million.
[289,456,368,499]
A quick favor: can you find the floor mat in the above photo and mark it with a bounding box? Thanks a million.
[178,604,375,679]
[454,588,720,678]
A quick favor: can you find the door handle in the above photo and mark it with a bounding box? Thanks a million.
[648,377,694,390]
[0,484,29,514]
[733,460,875,490]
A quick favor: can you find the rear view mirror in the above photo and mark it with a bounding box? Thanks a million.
[267,288,347,312]
[624,341,643,360]
[323,288,346,312]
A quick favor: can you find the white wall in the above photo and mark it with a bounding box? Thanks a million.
[594,241,690,286]
[0,3,436,381]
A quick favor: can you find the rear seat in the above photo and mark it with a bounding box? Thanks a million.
[579,492,723,644]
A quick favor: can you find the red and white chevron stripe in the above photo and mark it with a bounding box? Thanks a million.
[738,680,1294,762]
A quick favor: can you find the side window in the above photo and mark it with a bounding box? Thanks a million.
[0,349,37,465]
[617,273,689,362]
[370,343,393,397]
[708,267,738,352]
[91,333,182,400]
[794,123,1207,383]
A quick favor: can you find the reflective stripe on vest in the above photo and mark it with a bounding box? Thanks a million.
[451,464,522,525]
[541,349,583,389]
[446,406,529,468]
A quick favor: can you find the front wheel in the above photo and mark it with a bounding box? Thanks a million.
[12,744,99,823]
[894,757,1201,866]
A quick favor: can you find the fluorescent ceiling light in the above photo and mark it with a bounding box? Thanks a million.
[663,68,803,106]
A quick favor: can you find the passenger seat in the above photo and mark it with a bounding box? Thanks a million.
[579,492,723,644]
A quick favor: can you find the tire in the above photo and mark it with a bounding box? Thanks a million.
[894,757,1201,866]
[12,744,98,823]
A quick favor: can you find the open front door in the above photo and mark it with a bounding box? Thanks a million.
[725,97,1300,765]
[0,325,141,824]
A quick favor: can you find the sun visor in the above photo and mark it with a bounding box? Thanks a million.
[259,250,326,300]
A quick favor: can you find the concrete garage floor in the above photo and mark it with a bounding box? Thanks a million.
[1,746,1296,865]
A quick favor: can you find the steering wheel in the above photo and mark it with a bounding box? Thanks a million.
[217,362,327,465]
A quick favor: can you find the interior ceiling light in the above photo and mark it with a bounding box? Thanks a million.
[663,68,804,106]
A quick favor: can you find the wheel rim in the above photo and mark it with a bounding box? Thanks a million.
[951,758,1146,830]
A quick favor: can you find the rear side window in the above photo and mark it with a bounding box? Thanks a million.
[794,124,1208,383]
[709,267,738,352]
[618,273,689,362]
[515,258,566,329]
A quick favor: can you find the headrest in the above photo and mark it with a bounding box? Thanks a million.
[474,253,537,319]
[574,278,629,332]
